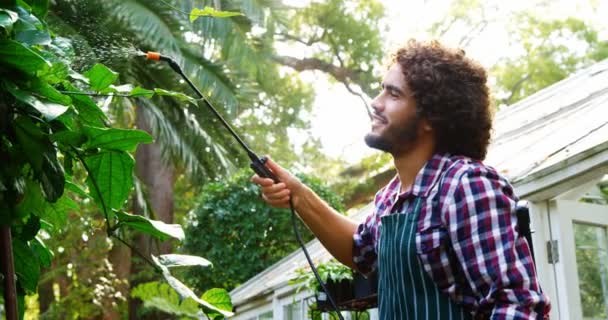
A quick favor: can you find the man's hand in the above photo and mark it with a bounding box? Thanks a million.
[252,156,358,268]
[251,156,304,209]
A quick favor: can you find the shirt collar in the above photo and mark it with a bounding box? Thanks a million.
[410,153,451,197]
[375,153,452,209]
[389,153,451,199]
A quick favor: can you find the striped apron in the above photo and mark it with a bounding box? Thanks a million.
[377,197,472,319]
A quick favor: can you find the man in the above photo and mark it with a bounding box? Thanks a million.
[251,39,550,319]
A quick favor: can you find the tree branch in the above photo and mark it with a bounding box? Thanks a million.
[502,73,532,105]
[272,55,362,85]
[275,30,326,46]
[341,81,373,120]
[459,20,489,48]
[272,54,374,118]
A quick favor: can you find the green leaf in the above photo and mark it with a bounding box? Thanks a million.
[131,281,200,317]
[18,293,25,320]
[5,81,68,120]
[13,116,65,202]
[153,88,198,104]
[114,210,185,241]
[83,125,153,152]
[201,288,233,319]
[157,254,212,268]
[189,6,242,22]
[63,83,107,126]
[12,238,40,293]
[84,151,133,211]
[43,193,78,230]
[29,0,49,18]
[64,178,88,198]
[83,63,118,91]
[40,60,69,84]
[27,78,72,105]
[13,4,42,31]
[15,29,50,45]
[0,39,50,74]
[68,70,89,83]
[51,130,86,146]
[151,256,234,318]
[101,83,132,94]
[14,179,45,220]
[20,215,40,241]
[0,9,19,36]
[31,236,53,268]
[129,86,155,98]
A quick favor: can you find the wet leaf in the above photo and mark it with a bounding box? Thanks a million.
[85,151,133,211]
[83,63,118,91]
[158,254,212,268]
[115,210,185,241]
[83,125,152,152]
[190,6,242,22]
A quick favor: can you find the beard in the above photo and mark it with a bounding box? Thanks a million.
[364,115,420,155]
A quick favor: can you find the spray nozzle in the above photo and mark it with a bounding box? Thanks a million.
[145,51,161,60]
[145,51,173,62]
[143,51,182,76]
[140,50,278,182]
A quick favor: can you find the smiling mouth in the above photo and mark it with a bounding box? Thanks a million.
[371,115,387,125]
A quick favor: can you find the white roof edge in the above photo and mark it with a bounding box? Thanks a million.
[495,58,608,120]
[513,140,608,200]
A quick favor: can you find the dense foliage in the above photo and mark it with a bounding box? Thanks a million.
[183,169,345,291]
[492,14,608,105]
[0,1,236,318]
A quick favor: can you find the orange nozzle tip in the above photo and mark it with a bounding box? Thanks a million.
[146,51,161,61]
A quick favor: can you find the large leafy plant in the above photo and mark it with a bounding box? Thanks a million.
[183,169,345,292]
[289,259,354,295]
[0,0,234,318]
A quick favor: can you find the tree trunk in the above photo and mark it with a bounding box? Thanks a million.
[37,276,53,313]
[128,104,175,320]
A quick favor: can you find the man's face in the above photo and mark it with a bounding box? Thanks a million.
[364,63,420,155]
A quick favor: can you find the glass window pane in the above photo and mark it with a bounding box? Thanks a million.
[283,301,302,320]
[574,222,608,320]
[258,311,273,320]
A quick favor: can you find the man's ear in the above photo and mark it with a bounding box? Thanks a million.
[421,118,433,132]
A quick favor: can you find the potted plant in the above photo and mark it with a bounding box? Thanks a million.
[353,270,378,300]
[289,259,354,309]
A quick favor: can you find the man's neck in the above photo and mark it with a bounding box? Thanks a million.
[393,145,434,194]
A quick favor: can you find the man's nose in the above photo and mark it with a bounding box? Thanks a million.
[371,94,383,112]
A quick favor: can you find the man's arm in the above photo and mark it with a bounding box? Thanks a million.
[251,157,358,269]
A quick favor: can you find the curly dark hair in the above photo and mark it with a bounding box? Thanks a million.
[390,39,492,160]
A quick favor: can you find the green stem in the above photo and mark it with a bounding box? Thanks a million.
[70,148,162,275]
[60,90,135,98]
[112,234,161,273]
[70,147,112,235]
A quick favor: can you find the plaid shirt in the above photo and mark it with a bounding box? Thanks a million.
[353,153,550,319]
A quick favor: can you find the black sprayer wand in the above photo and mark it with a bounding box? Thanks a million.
[144,51,345,319]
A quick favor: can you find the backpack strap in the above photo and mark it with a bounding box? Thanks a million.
[515,201,535,264]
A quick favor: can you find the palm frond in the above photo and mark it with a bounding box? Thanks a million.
[136,98,237,182]
[104,0,183,61]
[180,43,243,114]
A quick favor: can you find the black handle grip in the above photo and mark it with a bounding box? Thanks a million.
[250,156,279,183]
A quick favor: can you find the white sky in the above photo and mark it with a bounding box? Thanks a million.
[283,0,608,164]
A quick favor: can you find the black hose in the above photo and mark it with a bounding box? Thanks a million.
[289,198,344,319]
[152,53,345,319]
